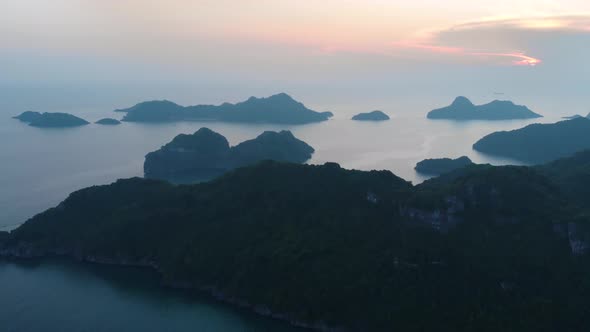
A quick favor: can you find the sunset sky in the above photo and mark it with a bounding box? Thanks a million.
[1,0,589,112]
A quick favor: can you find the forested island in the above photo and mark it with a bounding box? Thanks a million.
[116,93,332,124]
[414,156,474,175]
[144,128,314,183]
[95,118,121,125]
[351,111,390,121]
[3,151,590,331]
[13,111,90,128]
[473,117,590,163]
[427,96,542,120]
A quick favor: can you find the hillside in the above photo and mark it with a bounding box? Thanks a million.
[428,97,542,120]
[118,93,331,124]
[3,159,590,331]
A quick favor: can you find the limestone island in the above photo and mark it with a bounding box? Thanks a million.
[352,110,390,121]
[427,96,542,120]
[415,156,474,175]
[13,111,89,128]
[95,118,121,125]
[473,117,590,164]
[116,93,331,124]
[562,115,583,120]
[144,127,315,183]
[5,151,590,331]
[562,113,590,120]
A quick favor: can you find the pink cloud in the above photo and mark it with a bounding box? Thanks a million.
[470,52,541,66]
[392,41,541,66]
[398,15,590,66]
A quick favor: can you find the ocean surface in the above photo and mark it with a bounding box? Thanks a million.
[0,103,563,230]
[0,258,302,332]
[0,97,571,331]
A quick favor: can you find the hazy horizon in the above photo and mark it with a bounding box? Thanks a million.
[1,1,589,115]
[5,3,590,332]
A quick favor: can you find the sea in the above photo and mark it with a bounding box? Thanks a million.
[0,95,577,331]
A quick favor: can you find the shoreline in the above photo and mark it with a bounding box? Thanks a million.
[0,245,345,332]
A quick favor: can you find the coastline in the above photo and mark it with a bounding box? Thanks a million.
[0,243,345,332]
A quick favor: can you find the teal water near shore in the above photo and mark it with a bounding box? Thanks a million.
[0,258,302,332]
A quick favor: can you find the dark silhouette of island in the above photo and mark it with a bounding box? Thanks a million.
[415,156,474,175]
[563,113,590,120]
[13,111,42,122]
[473,117,590,164]
[95,118,121,125]
[144,128,314,183]
[351,110,390,121]
[4,153,590,331]
[320,111,335,118]
[427,96,542,120]
[13,111,89,128]
[116,93,331,124]
[562,114,583,120]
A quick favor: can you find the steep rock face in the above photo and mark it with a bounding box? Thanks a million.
[119,93,331,124]
[427,96,542,120]
[405,165,565,233]
[144,128,314,183]
[4,161,590,331]
[567,222,589,255]
[473,117,590,164]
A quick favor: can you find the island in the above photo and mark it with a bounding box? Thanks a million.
[95,118,121,125]
[351,110,390,121]
[473,117,590,164]
[562,113,590,120]
[415,156,474,175]
[562,114,583,120]
[13,111,89,128]
[427,96,542,120]
[3,153,590,331]
[144,128,315,183]
[116,93,332,124]
[13,111,42,122]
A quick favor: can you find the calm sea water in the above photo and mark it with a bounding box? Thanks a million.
[0,258,302,332]
[0,98,568,331]
[0,105,562,230]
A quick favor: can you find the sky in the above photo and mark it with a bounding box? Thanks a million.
[1,0,589,114]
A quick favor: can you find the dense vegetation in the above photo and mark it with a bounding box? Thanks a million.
[13,111,89,127]
[351,111,390,121]
[414,156,473,175]
[536,150,590,210]
[117,93,332,124]
[3,155,590,331]
[427,96,541,120]
[473,117,590,163]
[144,128,314,183]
